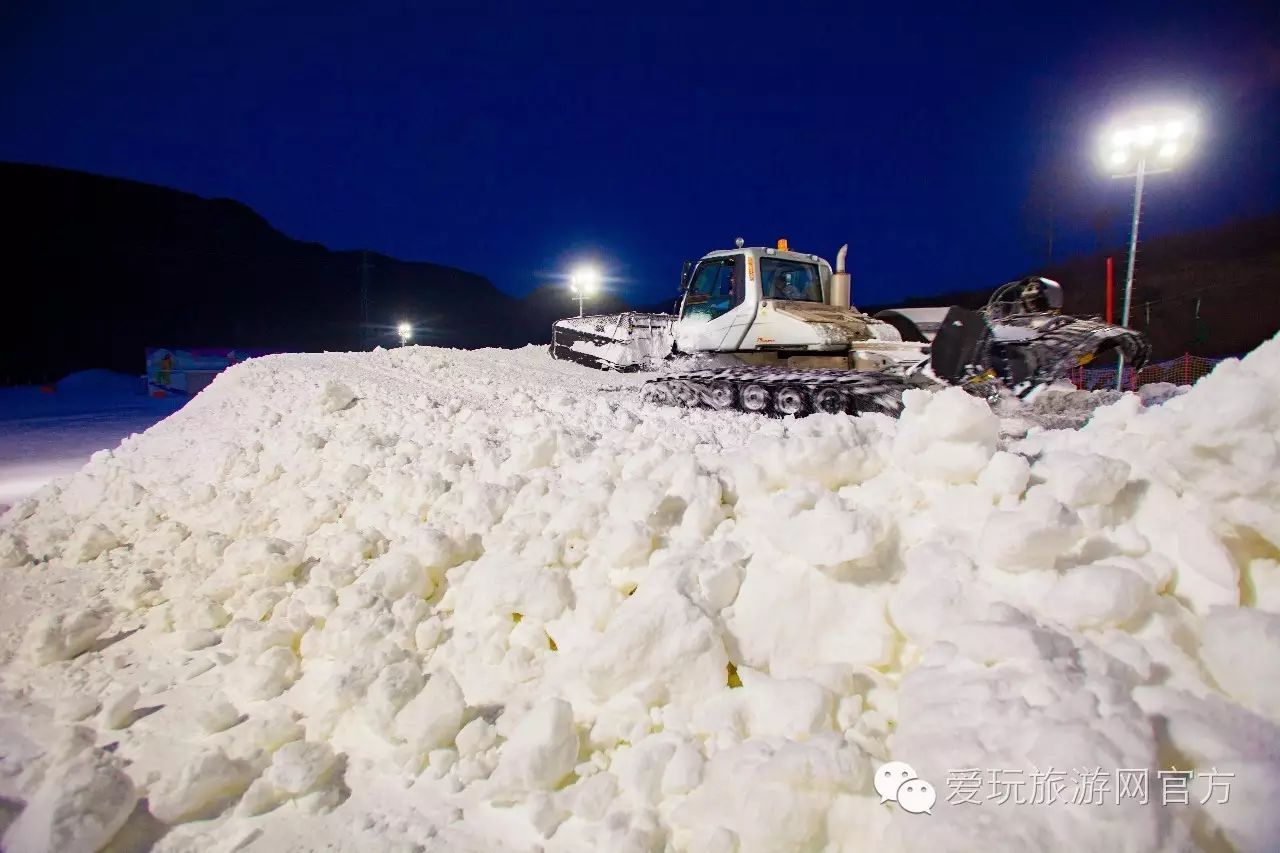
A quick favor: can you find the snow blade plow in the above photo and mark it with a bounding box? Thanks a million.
[550,313,676,372]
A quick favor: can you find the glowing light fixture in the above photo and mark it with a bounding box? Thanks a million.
[1097,106,1198,388]
[1101,107,1196,175]
[568,265,602,317]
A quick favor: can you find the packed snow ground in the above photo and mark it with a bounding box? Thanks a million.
[0,342,1277,852]
[0,371,184,512]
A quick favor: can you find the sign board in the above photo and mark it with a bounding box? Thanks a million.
[145,347,272,395]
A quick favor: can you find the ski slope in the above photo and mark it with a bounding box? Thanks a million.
[0,341,1277,852]
[0,372,184,512]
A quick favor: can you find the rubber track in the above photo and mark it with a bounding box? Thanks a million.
[642,367,910,417]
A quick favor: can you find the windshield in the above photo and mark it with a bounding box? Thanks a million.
[682,256,740,321]
[759,258,823,302]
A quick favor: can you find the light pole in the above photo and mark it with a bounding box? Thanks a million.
[569,266,600,318]
[1100,109,1196,389]
[397,321,413,346]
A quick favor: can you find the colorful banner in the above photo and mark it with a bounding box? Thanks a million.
[145,347,272,396]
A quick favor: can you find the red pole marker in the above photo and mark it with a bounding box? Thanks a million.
[1105,256,1114,324]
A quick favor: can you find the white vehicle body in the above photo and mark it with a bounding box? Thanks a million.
[672,245,920,364]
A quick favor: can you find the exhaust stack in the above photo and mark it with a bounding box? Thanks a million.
[829,244,851,308]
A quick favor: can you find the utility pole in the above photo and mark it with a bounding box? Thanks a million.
[1115,156,1146,389]
[359,251,373,349]
[1099,107,1196,390]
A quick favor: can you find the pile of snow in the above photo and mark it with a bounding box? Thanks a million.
[55,369,144,396]
[1,338,1278,851]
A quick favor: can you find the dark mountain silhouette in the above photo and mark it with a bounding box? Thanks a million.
[863,213,1280,361]
[2,162,573,384]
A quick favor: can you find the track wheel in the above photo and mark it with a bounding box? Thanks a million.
[674,383,700,407]
[774,386,807,416]
[813,388,846,414]
[642,383,674,406]
[740,384,769,413]
[708,382,735,410]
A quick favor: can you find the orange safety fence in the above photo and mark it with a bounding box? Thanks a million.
[1068,353,1228,392]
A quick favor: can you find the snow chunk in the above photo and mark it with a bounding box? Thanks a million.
[2,748,137,853]
[57,694,101,723]
[357,550,433,600]
[670,736,871,851]
[746,491,890,578]
[737,671,836,740]
[364,660,425,735]
[497,698,579,791]
[976,451,1030,500]
[979,490,1082,573]
[1034,450,1131,507]
[220,537,302,585]
[579,585,728,708]
[317,379,356,412]
[893,387,997,483]
[0,530,31,567]
[148,748,256,824]
[101,686,140,730]
[265,740,339,795]
[1201,607,1280,718]
[24,606,113,664]
[456,717,498,758]
[1041,562,1152,629]
[729,562,894,674]
[611,735,679,805]
[889,544,980,645]
[1249,559,1280,614]
[240,741,342,816]
[1137,381,1184,406]
[64,522,119,562]
[393,672,468,758]
[196,695,244,734]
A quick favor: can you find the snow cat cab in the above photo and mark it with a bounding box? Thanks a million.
[670,240,927,373]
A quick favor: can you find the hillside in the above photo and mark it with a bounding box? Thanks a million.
[1,163,559,384]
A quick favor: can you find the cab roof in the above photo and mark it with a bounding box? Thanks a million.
[702,247,830,266]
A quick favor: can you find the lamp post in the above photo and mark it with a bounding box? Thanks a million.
[397,321,413,346]
[1100,109,1196,389]
[569,266,601,318]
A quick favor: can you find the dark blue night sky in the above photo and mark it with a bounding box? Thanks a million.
[3,1,1277,306]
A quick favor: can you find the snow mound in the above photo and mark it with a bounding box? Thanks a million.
[55,369,142,396]
[1,337,1279,851]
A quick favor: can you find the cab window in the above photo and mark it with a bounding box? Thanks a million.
[760,258,823,302]
[683,257,740,320]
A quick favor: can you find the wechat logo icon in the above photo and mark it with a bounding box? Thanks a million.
[876,761,937,815]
